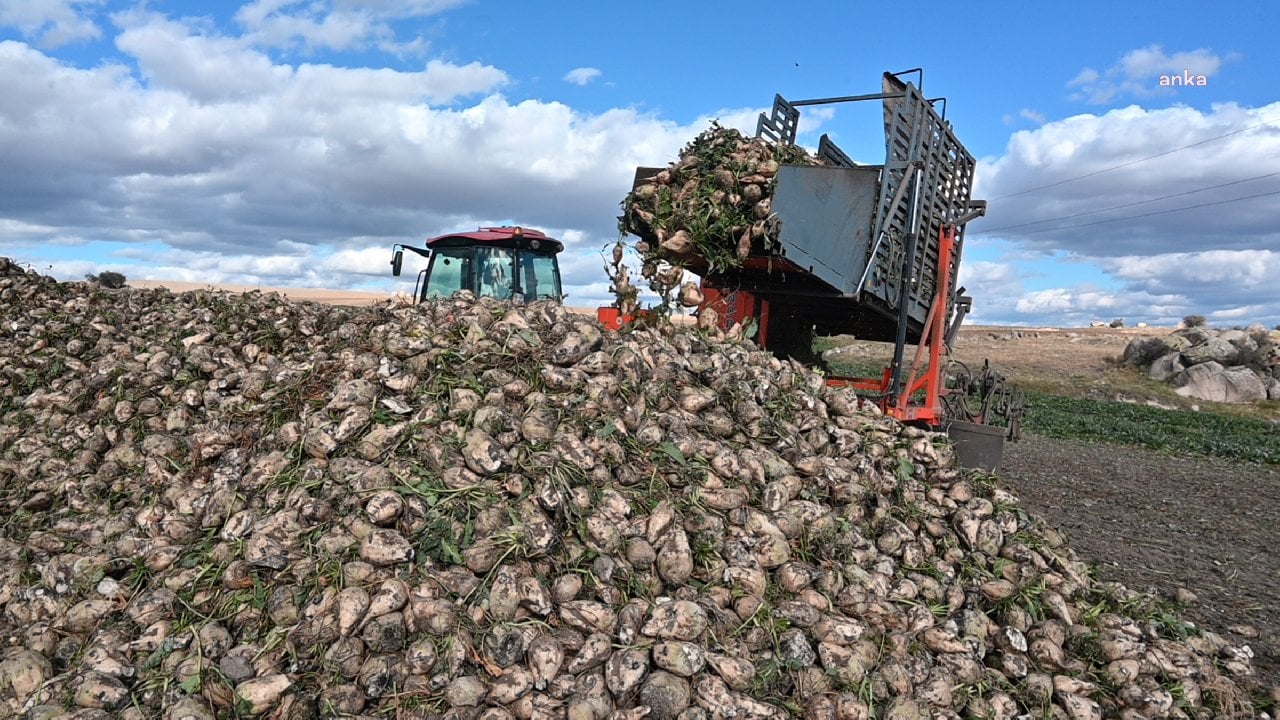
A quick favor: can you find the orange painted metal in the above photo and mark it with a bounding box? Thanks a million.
[596,307,652,330]
[596,306,625,330]
[824,225,957,428]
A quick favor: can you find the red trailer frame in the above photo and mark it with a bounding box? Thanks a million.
[823,225,957,427]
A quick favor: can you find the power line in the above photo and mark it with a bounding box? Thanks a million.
[990,117,1280,200]
[981,170,1280,233]
[1006,188,1280,235]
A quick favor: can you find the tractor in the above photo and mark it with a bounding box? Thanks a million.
[390,226,564,304]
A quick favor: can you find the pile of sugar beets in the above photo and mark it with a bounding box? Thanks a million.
[609,124,817,320]
[0,255,1260,719]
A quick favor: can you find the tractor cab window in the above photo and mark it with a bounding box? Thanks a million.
[424,248,468,299]
[521,252,561,300]
[475,247,514,300]
[422,243,561,302]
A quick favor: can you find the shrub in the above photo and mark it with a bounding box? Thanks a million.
[1182,314,1206,328]
[85,271,127,289]
[1109,318,1124,328]
[1235,343,1273,374]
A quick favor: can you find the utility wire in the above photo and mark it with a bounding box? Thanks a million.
[990,117,1280,200]
[1006,188,1280,235]
[981,170,1280,233]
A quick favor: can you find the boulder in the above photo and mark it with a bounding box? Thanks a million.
[1170,361,1222,388]
[1121,336,1167,367]
[1172,363,1268,404]
[1162,334,1192,352]
[1245,323,1268,337]
[1269,377,1280,401]
[1172,326,1214,346]
[1218,330,1257,353]
[1221,367,1269,403]
[1181,337,1238,366]
[1147,352,1187,383]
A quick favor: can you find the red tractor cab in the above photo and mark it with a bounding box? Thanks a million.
[391,226,564,304]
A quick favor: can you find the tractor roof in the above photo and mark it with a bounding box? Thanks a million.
[424,226,563,253]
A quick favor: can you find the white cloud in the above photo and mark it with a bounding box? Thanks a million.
[1066,45,1233,104]
[974,101,1280,257]
[114,13,291,101]
[797,106,836,136]
[969,101,1280,326]
[953,244,1280,328]
[414,59,508,103]
[233,0,465,53]
[0,22,714,308]
[1104,249,1277,288]
[1067,68,1099,87]
[320,244,402,277]
[958,260,1016,286]
[563,67,601,86]
[0,0,102,48]
[1014,288,1074,314]
[0,217,63,237]
[1002,286,1191,327]
[1100,250,1280,322]
[111,12,505,104]
[1209,305,1269,321]
[1018,108,1045,124]
[1120,45,1224,80]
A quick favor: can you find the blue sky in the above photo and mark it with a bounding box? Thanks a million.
[2,0,1278,327]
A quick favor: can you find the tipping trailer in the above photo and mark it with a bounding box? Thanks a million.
[617,70,1022,468]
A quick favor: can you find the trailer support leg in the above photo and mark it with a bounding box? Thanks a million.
[894,225,956,424]
[887,231,918,402]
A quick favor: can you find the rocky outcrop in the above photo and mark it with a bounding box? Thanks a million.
[1181,337,1240,366]
[1123,324,1278,404]
[1170,362,1269,404]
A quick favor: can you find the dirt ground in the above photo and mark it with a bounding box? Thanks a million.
[127,279,394,306]
[827,324,1179,401]
[1001,434,1280,694]
[952,325,1149,378]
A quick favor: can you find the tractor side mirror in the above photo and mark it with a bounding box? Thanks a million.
[391,249,403,276]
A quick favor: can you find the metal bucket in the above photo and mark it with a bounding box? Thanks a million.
[945,420,1006,472]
